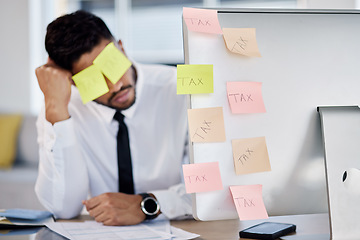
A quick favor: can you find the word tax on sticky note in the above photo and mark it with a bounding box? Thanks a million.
[230,185,268,221]
[227,82,266,114]
[177,64,213,95]
[183,7,223,34]
[222,28,261,57]
[187,107,226,143]
[232,136,271,175]
[183,162,223,193]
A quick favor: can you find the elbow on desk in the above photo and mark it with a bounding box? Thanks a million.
[51,207,82,220]
[34,183,82,220]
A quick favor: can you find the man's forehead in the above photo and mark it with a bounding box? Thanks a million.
[72,39,114,74]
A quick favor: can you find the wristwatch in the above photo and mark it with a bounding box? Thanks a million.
[139,193,160,220]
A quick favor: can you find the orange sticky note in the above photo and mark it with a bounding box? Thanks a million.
[227,82,266,114]
[187,107,226,143]
[231,137,271,175]
[230,185,268,221]
[183,7,222,34]
[183,162,223,193]
[222,28,261,57]
[72,64,109,104]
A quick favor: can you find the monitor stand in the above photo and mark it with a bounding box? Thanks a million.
[318,106,360,240]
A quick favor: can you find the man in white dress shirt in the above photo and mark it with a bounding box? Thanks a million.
[34,10,191,226]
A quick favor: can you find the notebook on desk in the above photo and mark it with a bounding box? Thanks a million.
[0,209,54,229]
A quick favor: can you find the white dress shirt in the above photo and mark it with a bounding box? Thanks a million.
[35,62,192,220]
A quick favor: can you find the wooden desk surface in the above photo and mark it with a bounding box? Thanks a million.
[171,213,330,240]
[0,213,330,240]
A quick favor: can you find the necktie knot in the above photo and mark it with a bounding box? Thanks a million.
[114,111,125,123]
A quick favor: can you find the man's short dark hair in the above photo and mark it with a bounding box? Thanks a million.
[45,10,114,71]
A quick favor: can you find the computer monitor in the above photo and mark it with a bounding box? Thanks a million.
[183,8,360,221]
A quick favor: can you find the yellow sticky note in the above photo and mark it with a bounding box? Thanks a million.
[222,28,261,57]
[187,107,226,143]
[72,65,109,104]
[231,137,271,175]
[93,42,132,84]
[177,64,213,94]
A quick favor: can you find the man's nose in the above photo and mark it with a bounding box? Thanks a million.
[106,77,123,93]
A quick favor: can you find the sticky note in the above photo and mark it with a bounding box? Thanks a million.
[188,107,226,143]
[177,64,213,94]
[93,42,132,84]
[231,137,271,175]
[183,162,223,193]
[230,185,268,221]
[222,28,261,57]
[72,64,109,104]
[227,82,266,114]
[183,7,223,34]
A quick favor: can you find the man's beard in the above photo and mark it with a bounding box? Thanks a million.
[95,85,136,111]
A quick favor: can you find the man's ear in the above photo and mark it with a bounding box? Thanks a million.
[47,57,56,65]
[117,39,126,55]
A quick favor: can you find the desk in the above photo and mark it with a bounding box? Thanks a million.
[171,213,330,240]
[0,213,330,240]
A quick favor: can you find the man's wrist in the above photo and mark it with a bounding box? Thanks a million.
[45,101,70,125]
[139,193,161,220]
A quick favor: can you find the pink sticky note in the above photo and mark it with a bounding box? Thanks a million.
[183,162,223,193]
[227,82,266,114]
[230,185,268,221]
[183,7,223,34]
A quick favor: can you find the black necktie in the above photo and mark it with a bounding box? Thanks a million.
[114,111,134,194]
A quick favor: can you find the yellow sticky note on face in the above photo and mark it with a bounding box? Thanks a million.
[93,42,132,84]
[223,28,261,57]
[72,65,109,104]
[177,64,213,94]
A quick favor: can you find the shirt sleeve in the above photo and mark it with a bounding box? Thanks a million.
[35,107,89,219]
[151,135,193,220]
[151,183,193,220]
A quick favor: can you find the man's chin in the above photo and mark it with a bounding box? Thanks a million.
[94,97,136,111]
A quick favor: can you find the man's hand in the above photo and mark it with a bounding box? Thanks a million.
[82,193,146,226]
[35,59,73,124]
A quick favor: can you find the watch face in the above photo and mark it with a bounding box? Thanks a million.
[143,197,158,215]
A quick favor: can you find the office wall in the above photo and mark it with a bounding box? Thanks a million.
[298,0,357,8]
[0,0,358,115]
[0,0,31,114]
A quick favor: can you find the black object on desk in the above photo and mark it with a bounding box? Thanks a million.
[240,222,296,240]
